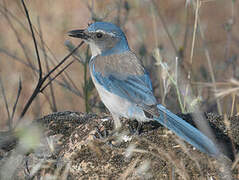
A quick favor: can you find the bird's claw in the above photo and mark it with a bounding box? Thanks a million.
[128,120,143,135]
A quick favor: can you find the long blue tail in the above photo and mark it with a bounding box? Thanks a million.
[155,104,220,157]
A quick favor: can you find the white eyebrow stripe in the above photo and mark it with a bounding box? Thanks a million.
[91,29,116,37]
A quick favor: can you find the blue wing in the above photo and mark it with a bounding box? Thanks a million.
[92,63,156,106]
[89,51,156,106]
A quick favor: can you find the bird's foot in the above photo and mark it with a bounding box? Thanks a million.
[128,120,143,135]
[128,120,162,135]
[93,125,117,147]
[94,126,109,139]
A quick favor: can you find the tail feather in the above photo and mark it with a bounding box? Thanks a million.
[155,104,220,156]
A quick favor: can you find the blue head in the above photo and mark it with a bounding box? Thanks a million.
[68,22,130,57]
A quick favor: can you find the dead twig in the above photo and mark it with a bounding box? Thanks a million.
[18,0,84,123]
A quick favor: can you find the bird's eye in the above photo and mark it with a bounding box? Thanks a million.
[96,33,103,38]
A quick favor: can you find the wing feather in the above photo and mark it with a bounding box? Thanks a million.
[90,51,156,106]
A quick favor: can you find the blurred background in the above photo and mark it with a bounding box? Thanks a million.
[0,0,238,130]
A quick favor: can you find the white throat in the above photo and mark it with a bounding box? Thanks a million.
[88,42,101,58]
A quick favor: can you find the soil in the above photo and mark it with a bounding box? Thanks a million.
[0,111,238,179]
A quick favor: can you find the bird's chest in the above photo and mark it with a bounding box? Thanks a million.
[89,64,131,115]
[89,58,148,121]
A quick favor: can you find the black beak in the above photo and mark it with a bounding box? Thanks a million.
[68,29,89,40]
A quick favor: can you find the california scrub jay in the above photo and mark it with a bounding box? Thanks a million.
[68,22,220,157]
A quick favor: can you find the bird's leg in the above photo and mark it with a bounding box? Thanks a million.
[112,113,121,130]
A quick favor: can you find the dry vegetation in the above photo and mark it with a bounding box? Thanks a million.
[0,0,239,179]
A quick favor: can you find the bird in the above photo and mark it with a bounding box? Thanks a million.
[68,22,220,157]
